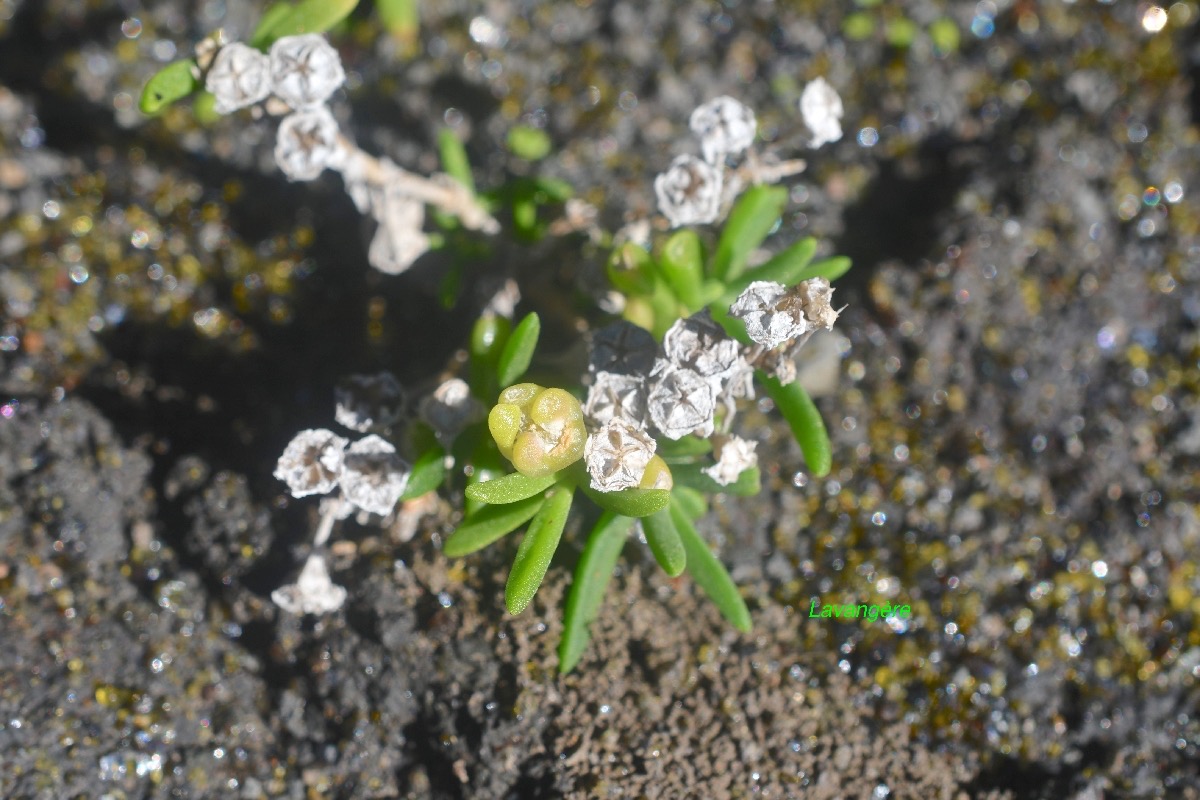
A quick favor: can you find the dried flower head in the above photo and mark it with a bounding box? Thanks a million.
[269,33,345,110]
[419,378,484,441]
[488,384,587,477]
[271,554,347,615]
[584,371,648,431]
[647,361,716,440]
[689,96,757,164]
[703,435,759,486]
[800,77,844,149]
[654,154,723,228]
[205,42,271,114]
[340,435,411,516]
[795,277,840,330]
[662,311,742,383]
[729,280,804,349]
[275,105,344,181]
[335,372,406,432]
[588,320,658,376]
[584,418,657,493]
[274,428,348,498]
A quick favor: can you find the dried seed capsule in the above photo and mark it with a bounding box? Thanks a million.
[274,428,348,498]
[584,418,657,493]
[487,384,587,477]
[662,310,742,382]
[689,96,757,165]
[795,277,840,330]
[205,42,271,114]
[269,33,345,110]
[583,371,648,430]
[419,378,484,441]
[368,192,431,275]
[335,372,406,432]
[588,320,658,376]
[654,154,723,228]
[729,280,805,349]
[800,77,844,149]
[647,360,716,440]
[340,434,411,516]
[274,105,343,181]
[271,554,347,615]
[703,435,758,486]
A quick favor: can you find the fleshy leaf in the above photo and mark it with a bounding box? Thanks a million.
[558,512,633,673]
[507,125,552,161]
[443,494,544,557]
[671,498,752,632]
[399,446,445,501]
[533,176,573,202]
[579,486,671,518]
[657,230,704,312]
[669,463,761,496]
[249,1,296,49]
[760,372,832,477]
[496,312,540,387]
[793,255,851,283]
[466,472,556,505]
[708,185,788,282]
[139,60,199,115]
[252,0,359,44]
[437,128,475,194]
[657,435,713,462]
[505,485,574,615]
[671,486,708,520]
[376,0,419,52]
[641,507,687,577]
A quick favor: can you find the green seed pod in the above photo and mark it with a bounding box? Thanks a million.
[639,455,673,490]
[488,384,587,478]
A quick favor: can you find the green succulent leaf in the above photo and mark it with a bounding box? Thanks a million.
[505,485,575,615]
[399,446,445,501]
[496,312,541,387]
[760,372,833,477]
[533,176,574,202]
[139,60,199,115]
[709,185,788,282]
[795,255,852,283]
[558,512,633,674]
[466,471,557,505]
[606,242,656,295]
[376,0,419,51]
[579,485,671,518]
[672,498,752,632]
[657,435,713,462]
[507,125,553,161]
[252,0,359,45]
[657,230,704,312]
[191,90,220,125]
[444,493,545,557]
[249,2,296,49]
[669,463,762,496]
[641,507,687,577]
[671,486,709,520]
[437,128,475,194]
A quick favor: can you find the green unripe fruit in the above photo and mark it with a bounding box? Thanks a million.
[488,384,587,478]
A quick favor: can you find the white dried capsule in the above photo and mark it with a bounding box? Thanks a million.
[729,280,804,349]
[340,435,411,516]
[275,105,344,181]
[647,361,716,440]
[274,428,348,498]
[271,554,347,615]
[800,77,844,149]
[583,371,648,430]
[588,320,658,376]
[689,96,757,165]
[662,311,742,382]
[654,154,723,228]
[419,378,484,441]
[205,42,271,114]
[584,418,657,493]
[703,435,758,487]
[269,33,345,110]
[335,372,406,432]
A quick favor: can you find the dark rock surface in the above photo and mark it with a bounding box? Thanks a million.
[2,0,1199,797]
